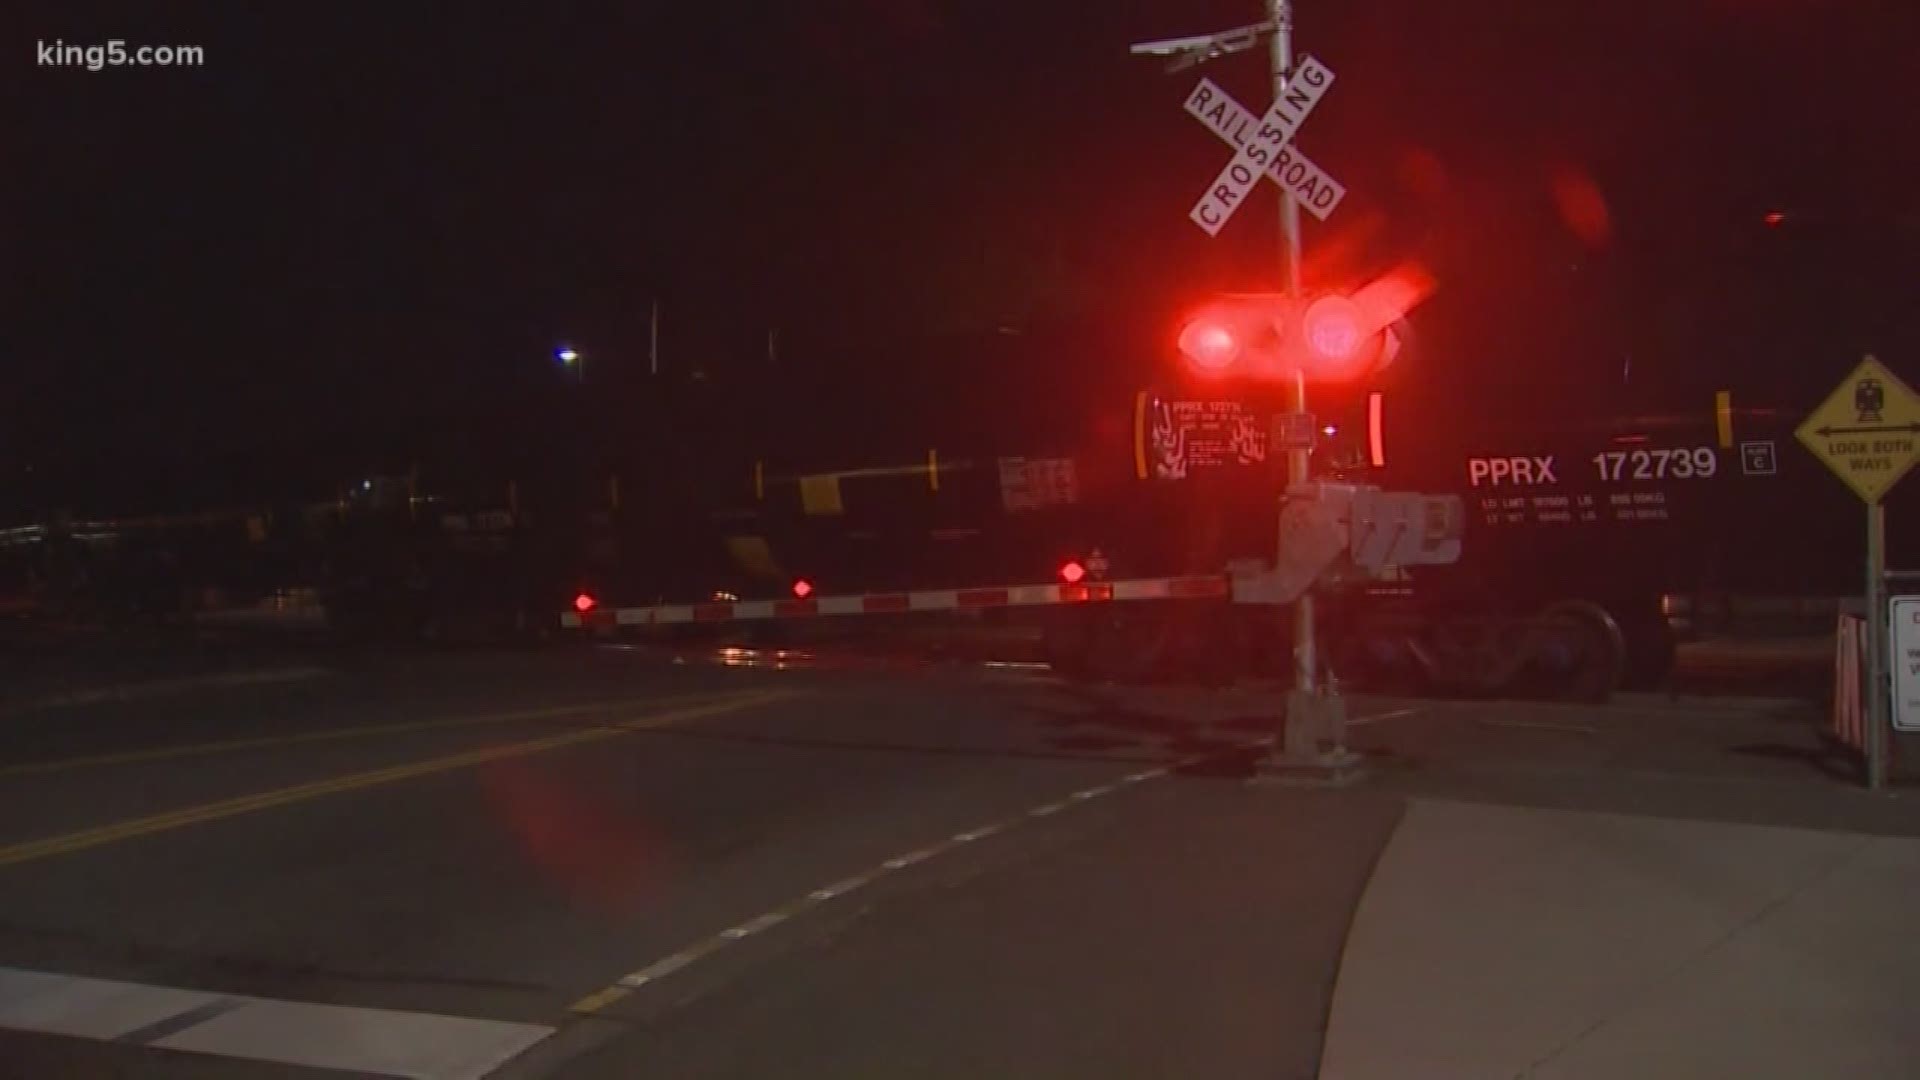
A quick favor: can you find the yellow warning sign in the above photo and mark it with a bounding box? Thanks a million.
[1795,355,1920,504]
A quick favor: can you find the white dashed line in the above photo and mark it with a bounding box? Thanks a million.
[721,910,790,939]
[618,950,705,988]
[951,823,1005,843]
[808,873,877,902]
[581,743,1256,1011]
[883,849,935,871]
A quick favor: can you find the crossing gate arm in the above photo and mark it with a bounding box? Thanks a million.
[558,573,1257,631]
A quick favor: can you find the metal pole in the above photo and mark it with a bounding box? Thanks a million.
[1867,500,1889,791]
[1269,0,1304,301]
[650,299,661,377]
[1269,0,1316,695]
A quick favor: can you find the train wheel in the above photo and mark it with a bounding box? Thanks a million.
[1538,601,1626,703]
[1333,628,1429,697]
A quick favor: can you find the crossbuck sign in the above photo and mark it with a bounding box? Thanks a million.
[1185,56,1345,236]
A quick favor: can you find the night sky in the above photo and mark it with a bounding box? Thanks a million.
[14,0,1920,512]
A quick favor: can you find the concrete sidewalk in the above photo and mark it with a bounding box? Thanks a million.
[1320,799,1920,1079]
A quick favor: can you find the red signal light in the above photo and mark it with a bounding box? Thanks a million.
[1177,318,1240,373]
[1059,560,1086,584]
[791,579,814,599]
[1302,295,1366,363]
[1176,271,1432,384]
[1763,210,1786,227]
[573,592,597,613]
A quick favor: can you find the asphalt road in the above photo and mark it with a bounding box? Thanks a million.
[0,640,1908,1079]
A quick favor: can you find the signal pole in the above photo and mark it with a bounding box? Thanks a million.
[1270,0,1304,302]
[1868,500,1889,791]
[1269,0,1318,700]
[1130,0,1361,778]
[650,299,661,377]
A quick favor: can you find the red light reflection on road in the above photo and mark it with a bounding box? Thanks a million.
[477,758,669,916]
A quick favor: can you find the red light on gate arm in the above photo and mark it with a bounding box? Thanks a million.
[791,578,814,599]
[573,592,597,613]
[1059,560,1086,584]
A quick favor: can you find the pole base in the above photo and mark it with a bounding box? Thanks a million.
[1250,746,1369,788]
[1250,687,1368,788]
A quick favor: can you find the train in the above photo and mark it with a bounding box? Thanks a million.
[562,349,1910,699]
[1324,386,1900,697]
[11,337,1898,700]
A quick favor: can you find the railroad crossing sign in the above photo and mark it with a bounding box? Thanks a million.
[1185,56,1345,236]
[1795,355,1920,504]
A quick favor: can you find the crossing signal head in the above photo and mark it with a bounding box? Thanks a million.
[1177,316,1242,374]
[1172,264,1434,384]
[1302,265,1433,378]
[1302,296,1366,367]
[1175,295,1289,377]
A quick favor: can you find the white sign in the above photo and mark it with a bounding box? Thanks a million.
[1739,441,1778,476]
[1890,596,1920,732]
[1185,56,1344,235]
[1184,75,1347,226]
[998,457,1079,512]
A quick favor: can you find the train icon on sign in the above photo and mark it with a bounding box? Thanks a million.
[1856,378,1886,422]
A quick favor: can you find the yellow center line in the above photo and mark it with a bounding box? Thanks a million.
[567,985,632,1014]
[0,692,727,778]
[0,689,804,869]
